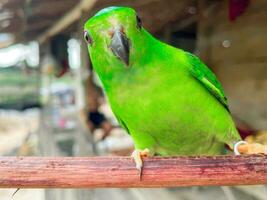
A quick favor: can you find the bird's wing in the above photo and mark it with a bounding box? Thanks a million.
[114,113,131,134]
[186,52,229,112]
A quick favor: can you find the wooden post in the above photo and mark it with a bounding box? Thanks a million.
[0,155,266,188]
[72,11,95,157]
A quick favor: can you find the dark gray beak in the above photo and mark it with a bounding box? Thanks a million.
[110,29,130,66]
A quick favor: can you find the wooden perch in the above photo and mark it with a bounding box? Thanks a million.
[0,155,266,188]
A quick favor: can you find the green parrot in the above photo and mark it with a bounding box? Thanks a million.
[84,6,265,174]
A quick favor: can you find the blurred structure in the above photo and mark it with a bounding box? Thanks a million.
[197,0,267,130]
[0,0,267,200]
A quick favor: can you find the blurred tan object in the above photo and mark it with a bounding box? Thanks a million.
[233,131,267,155]
[18,143,34,156]
[245,131,267,145]
[17,133,38,156]
[237,142,267,155]
[0,110,39,155]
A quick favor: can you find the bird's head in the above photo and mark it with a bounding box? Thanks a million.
[84,7,151,79]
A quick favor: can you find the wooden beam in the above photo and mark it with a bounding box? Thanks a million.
[38,0,97,43]
[29,0,76,17]
[0,155,266,188]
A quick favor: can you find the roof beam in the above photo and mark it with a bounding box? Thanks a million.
[38,0,97,43]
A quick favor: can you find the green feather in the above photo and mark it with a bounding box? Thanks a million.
[186,52,229,111]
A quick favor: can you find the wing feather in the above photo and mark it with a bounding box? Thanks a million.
[186,52,229,112]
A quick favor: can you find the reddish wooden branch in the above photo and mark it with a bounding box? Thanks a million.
[0,155,266,188]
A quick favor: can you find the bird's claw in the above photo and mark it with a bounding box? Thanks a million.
[234,141,267,155]
[131,148,150,180]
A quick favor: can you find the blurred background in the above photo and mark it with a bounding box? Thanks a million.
[0,0,267,199]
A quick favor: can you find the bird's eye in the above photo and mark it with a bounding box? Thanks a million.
[84,30,93,45]
[136,15,142,30]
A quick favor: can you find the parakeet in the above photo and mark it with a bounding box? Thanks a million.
[84,6,266,174]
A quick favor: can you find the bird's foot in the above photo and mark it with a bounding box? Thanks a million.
[131,148,150,180]
[234,141,267,155]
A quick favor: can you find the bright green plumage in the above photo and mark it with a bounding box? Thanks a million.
[84,6,241,155]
